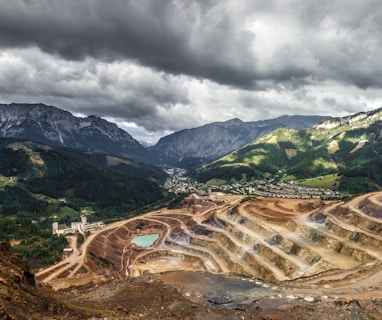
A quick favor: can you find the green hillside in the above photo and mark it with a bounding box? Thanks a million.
[0,139,168,267]
[65,148,167,182]
[197,108,382,194]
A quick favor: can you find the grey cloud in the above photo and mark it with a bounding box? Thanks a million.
[0,48,190,132]
[0,0,302,88]
[0,0,382,143]
[1,0,382,89]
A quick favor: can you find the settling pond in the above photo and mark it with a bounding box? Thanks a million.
[131,233,160,247]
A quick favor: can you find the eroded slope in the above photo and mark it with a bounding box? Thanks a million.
[37,192,382,293]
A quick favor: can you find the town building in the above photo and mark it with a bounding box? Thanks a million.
[52,210,104,235]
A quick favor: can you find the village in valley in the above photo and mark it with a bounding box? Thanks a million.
[164,168,347,200]
[52,168,345,238]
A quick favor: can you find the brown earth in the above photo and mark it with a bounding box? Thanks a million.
[30,191,382,319]
[0,241,94,319]
[6,248,381,320]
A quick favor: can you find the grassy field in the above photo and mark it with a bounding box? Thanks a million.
[0,175,17,188]
[55,206,80,223]
[206,179,227,186]
[298,174,341,189]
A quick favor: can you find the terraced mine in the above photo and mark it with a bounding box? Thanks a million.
[36,192,382,303]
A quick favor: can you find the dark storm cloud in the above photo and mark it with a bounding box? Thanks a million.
[0,0,382,143]
[0,0,317,88]
[1,0,382,89]
[0,0,253,87]
[0,48,190,125]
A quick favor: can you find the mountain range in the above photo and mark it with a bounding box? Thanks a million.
[0,103,151,163]
[197,107,382,194]
[0,103,327,168]
[149,115,327,167]
[1,102,382,269]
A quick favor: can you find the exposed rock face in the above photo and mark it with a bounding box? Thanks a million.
[77,193,382,283]
[0,103,328,167]
[0,242,88,319]
[149,115,327,166]
[31,193,382,319]
[314,107,382,130]
[0,241,35,287]
[0,103,151,162]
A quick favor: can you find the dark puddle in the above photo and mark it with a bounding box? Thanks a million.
[152,271,280,308]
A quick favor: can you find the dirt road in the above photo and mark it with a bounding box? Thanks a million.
[37,192,382,305]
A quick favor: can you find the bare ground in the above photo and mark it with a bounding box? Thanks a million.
[35,191,382,319]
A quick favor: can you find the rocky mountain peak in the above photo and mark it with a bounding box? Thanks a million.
[221,118,243,126]
[149,115,327,167]
[0,103,151,162]
[314,107,382,130]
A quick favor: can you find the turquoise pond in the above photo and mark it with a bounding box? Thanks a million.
[131,234,160,247]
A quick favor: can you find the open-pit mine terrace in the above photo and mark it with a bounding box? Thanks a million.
[36,192,382,303]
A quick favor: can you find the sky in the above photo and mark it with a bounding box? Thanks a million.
[0,0,382,145]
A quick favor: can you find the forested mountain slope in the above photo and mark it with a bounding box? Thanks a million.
[149,115,327,167]
[0,139,167,267]
[197,108,382,194]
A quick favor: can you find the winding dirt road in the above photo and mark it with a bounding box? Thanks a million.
[36,192,382,302]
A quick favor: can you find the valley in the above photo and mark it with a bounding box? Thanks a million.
[165,167,346,199]
[36,191,382,316]
[1,105,382,318]
[1,1,382,316]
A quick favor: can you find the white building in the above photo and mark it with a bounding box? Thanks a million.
[52,211,104,235]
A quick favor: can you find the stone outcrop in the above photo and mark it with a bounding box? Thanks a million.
[0,242,88,319]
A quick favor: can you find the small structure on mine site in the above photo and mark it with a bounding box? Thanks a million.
[52,209,104,235]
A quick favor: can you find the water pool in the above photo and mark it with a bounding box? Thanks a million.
[131,233,160,247]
